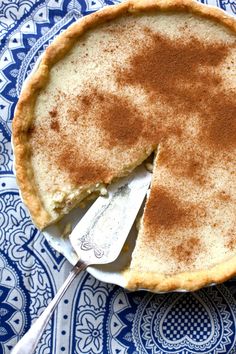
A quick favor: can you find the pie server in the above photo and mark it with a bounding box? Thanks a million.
[12,165,151,354]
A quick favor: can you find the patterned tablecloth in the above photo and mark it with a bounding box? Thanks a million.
[0,0,236,353]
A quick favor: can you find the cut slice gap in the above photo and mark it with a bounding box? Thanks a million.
[84,153,157,276]
[43,155,156,273]
[45,153,156,235]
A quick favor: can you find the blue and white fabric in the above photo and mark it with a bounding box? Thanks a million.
[0,0,236,353]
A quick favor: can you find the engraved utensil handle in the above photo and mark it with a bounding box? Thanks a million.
[11,260,87,354]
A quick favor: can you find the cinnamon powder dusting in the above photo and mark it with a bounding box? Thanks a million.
[49,109,57,118]
[68,89,154,148]
[144,187,204,234]
[226,239,235,251]
[57,143,111,185]
[226,229,236,251]
[31,102,110,186]
[217,191,231,202]
[49,108,60,132]
[171,237,202,265]
[158,144,207,185]
[50,120,60,132]
[95,91,144,147]
[116,31,236,150]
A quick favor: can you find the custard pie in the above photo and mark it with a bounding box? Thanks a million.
[13,0,236,291]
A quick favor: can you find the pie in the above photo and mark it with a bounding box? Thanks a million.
[13,0,236,292]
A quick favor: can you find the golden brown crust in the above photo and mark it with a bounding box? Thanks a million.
[124,254,236,292]
[13,64,51,228]
[12,0,236,290]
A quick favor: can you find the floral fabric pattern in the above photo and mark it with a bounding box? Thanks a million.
[0,0,236,353]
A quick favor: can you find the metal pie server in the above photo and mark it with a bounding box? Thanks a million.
[11,165,151,354]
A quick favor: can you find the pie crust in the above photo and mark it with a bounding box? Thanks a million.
[13,0,236,291]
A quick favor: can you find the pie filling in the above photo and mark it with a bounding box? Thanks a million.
[50,183,107,216]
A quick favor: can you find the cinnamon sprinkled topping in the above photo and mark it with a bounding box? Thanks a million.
[158,143,207,185]
[171,237,202,265]
[81,95,91,107]
[50,120,60,132]
[57,143,110,185]
[68,89,152,148]
[49,108,60,132]
[96,91,144,147]
[32,126,111,185]
[203,94,236,150]
[226,239,235,251]
[226,230,236,251]
[217,191,231,202]
[49,109,57,118]
[144,187,204,234]
[116,31,235,150]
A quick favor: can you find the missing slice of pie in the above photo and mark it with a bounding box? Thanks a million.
[13,0,236,291]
